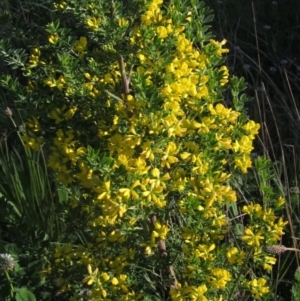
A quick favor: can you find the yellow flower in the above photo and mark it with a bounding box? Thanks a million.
[119,180,140,200]
[160,141,179,168]
[242,202,263,217]
[97,181,111,200]
[28,48,40,68]
[118,18,129,27]
[248,278,270,298]
[234,153,252,173]
[226,247,245,265]
[74,37,87,57]
[20,131,44,151]
[193,244,215,261]
[186,11,193,22]
[64,106,77,120]
[111,277,119,285]
[49,106,65,124]
[232,135,253,153]
[44,76,57,88]
[276,196,286,208]
[219,65,229,86]
[210,268,232,289]
[186,284,208,301]
[101,272,110,281]
[54,1,67,9]
[56,75,66,90]
[263,256,276,271]
[86,17,102,30]
[84,72,91,79]
[141,140,156,161]
[108,230,125,242]
[48,34,59,44]
[157,26,168,38]
[27,116,41,132]
[82,264,99,285]
[209,39,229,56]
[144,246,153,255]
[151,221,169,240]
[141,181,164,206]
[242,227,264,247]
[242,120,260,139]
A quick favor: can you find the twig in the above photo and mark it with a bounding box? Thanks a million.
[105,54,134,117]
[118,54,131,96]
[150,214,178,290]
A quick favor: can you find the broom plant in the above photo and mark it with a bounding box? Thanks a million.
[0,0,291,300]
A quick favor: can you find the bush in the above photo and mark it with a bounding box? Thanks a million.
[0,0,287,300]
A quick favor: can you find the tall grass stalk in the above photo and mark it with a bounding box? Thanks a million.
[0,110,64,239]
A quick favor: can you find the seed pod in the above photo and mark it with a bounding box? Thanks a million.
[264,245,287,255]
[0,254,15,273]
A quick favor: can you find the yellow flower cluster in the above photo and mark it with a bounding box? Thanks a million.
[28,48,40,68]
[241,202,288,272]
[22,0,286,300]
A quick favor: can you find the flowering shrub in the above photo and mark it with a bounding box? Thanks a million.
[0,0,287,300]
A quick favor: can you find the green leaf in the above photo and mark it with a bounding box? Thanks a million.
[234,223,244,236]
[15,288,36,301]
